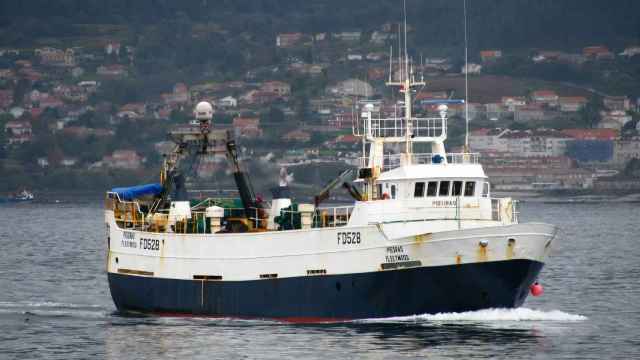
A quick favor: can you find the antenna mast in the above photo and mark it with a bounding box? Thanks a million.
[384,0,425,162]
[463,0,470,151]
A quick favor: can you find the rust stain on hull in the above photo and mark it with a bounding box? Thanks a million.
[507,238,516,259]
[477,246,488,262]
[414,233,432,243]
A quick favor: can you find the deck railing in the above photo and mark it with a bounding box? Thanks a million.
[369,116,445,138]
[359,152,480,170]
[313,206,354,228]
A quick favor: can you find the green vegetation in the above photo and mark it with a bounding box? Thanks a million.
[1,1,639,194]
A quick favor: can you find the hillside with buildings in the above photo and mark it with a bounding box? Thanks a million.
[1,1,639,195]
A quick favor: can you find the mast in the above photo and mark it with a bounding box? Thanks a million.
[463,0,470,152]
[385,0,424,165]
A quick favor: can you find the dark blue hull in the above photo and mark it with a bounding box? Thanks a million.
[108,259,543,321]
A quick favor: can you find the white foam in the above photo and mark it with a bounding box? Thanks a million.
[359,308,587,323]
[0,301,103,309]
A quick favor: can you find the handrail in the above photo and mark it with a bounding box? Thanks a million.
[313,205,354,228]
[106,191,147,230]
[364,116,446,140]
[359,152,480,170]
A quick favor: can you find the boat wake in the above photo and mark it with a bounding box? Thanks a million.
[358,308,587,324]
[0,301,108,319]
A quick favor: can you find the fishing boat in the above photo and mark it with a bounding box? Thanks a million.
[105,27,557,323]
[1,190,35,203]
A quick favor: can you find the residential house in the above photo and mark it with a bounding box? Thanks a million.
[620,46,640,57]
[9,107,24,118]
[241,90,279,105]
[61,157,78,167]
[347,54,363,61]
[118,103,146,119]
[480,50,502,62]
[461,63,482,74]
[469,128,509,152]
[232,117,262,138]
[370,31,393,44]
[105,42,121,55]
[599,111,632,130]
[37,157,49,168]
[35,47,65,65]
[485,103,505,119]
[501,96,526,111]
[96,64,128,77]
[217,96,237,108]
[103,150,143,170]
[276,33,304,48]
[0,89,13,109]
[260,81,290,96]
[515,105,546,122]
[583,46,614,60]
[613,138,640,167]
[416,91,448,102]
[19,67,42,81]
[603,96,630,111]
[531,90,559,106]
[64,49,76,67]
[161,83,189,105]
[78,81,99,93]
[366,52,385,62]
[4,121,32,144]
[333,32,362,42]
[326,134,360,148]
[14,60,32,68]
[27,91,64,110]
[329,79,374,97]
[367,67,386,80]
[38,95,64,110]
[54,85,88,103]
[558,96,587,112]
[0,68,15,79]
[495,129,572,157]
[532,51,563,63]
[282,129,311,142]
[562,128,618,141]
[288,63,326,76]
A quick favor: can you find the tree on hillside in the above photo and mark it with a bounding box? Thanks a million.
[578,95,604,129]
[0,113,13,158]
[262,106,285,123]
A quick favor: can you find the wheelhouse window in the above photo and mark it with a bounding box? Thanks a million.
[452,181,463,197]
[426,181,438,197]
[464,181,476,197]
[438,181,450,196]
[390,184,397,199]
[377,183,383,199]
[482,182,490,198]
[414,182,425,197]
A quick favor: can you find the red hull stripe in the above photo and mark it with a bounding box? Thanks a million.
[150,312,351,324]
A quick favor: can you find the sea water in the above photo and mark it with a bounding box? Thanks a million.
[0,201,638,359]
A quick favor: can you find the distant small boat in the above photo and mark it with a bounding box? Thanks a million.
[1,190,35,203]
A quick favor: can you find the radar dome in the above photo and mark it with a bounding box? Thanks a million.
[194,101,213,121]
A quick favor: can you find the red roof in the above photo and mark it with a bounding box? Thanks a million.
[561,129,618,140]
[470,128,491,136]
[583,46,610,56]
[532,90,558,98]
[336,134,359,143]
[233,117,260,128]
[558,96,588,104]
